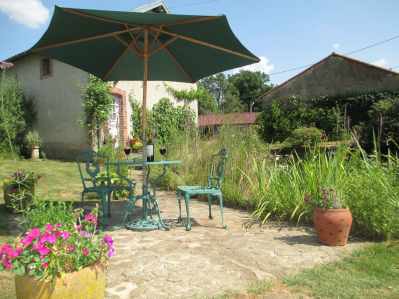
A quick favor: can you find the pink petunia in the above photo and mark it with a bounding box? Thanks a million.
[82,247,89,256]
[1,258,12,270]
[66,244,75,253]
[84,213,97,225]
[60,231,70,240]
[40,232,56,245]
[45,224,53,231]
[28,228,41,239]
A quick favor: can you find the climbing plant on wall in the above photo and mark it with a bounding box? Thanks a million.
[82,75,113,148]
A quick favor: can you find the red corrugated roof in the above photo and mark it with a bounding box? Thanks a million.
[198,112,259,127]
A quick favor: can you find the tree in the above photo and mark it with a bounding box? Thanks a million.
[199,73,244,113]
[82,75,113,149]
[228,70,272,112]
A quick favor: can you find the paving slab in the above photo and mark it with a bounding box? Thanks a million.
[103,191,365,299]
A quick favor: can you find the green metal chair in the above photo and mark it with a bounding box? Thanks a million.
[76,150,111,224]
[176,148,228,231]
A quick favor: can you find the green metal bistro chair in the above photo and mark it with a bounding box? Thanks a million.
[176,148,228,231]
[76,150,112,224]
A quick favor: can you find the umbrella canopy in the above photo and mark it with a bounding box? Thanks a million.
[30,6,259,82]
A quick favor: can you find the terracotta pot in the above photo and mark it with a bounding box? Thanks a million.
[313,207,352,246]
[15,264,105,299]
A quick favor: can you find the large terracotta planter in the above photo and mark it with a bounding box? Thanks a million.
[313,207,352,246]
[15,264,105,299]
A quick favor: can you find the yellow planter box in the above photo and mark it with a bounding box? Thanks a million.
[15,264,105,299]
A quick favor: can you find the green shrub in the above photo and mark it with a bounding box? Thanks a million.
[0,74,26,155]
[283,127,323,150]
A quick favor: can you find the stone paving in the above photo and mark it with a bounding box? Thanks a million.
[103,192,366,299]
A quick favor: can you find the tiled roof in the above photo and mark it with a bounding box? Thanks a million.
[198,112,259,127]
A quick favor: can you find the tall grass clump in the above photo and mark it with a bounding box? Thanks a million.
[247,146,399,240]
[161,126,269,209]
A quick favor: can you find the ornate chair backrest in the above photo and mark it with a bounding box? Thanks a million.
[76,150,104,188]
[207,148,228,189]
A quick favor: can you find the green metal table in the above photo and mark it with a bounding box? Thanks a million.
[121,159,181,231]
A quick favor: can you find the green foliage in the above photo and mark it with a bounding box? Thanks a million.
[24,130,41,148]
[229,70,272,111]
[82,75,113,145]
[129,97,143,138]
[283,127,323,151]
[199,71,271,113]
[2,169,39,213]
[22,200,76,231]
[166,85,217,114]
[158,126,268,209]
[246,146,399,240]
[259,91,399,152]
[150,98,195,146]
[0,73,26,155]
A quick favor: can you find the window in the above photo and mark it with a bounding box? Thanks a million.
[40,58,52,79]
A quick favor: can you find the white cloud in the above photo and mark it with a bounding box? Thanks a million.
[0,0,49,28]
[232,56,275,74]
[333,43,340,50]
[372,58,388,68]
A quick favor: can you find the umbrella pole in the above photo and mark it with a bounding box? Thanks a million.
[142,29,149,217]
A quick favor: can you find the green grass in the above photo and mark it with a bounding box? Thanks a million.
[284,242,399,298]
[0,159,82,203]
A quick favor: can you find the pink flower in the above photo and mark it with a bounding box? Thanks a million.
[42,262,48,268]
[82,247,89,256]
[0,244,20,259]
[60,231,70,240]
[40,232,56,245]
[103,235,113,246]
[21,236,34,247]
[84,213,97,225]
[2,258,12,270]
[29,228,41,239]
[66,244,75,253]
[108,247,115,257]
[33,243,50,256]
[55,224,62,228]
[45,224,53,231]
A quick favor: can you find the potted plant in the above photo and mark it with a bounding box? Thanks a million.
[129,136,143,153]
[25,131,42,160]
[305,188,352,246]
[3,170,40,213]
[0,208,114,299]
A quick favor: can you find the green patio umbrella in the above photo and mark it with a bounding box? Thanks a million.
[29,6,259,146]
[28,6,259,229]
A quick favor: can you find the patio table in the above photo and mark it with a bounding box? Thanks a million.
[111,159,181,231]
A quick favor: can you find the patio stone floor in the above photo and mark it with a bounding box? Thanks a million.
[102,191,366,299]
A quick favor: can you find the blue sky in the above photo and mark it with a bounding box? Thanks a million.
[0,0,398,84]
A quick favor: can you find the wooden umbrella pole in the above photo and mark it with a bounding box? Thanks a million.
[142,28,149,197]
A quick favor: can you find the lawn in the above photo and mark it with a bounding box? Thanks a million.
[215,242,399,298]
[0,159,82,203]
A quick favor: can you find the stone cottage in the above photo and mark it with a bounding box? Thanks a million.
[7,1,197,159]
[260,52,399,105]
